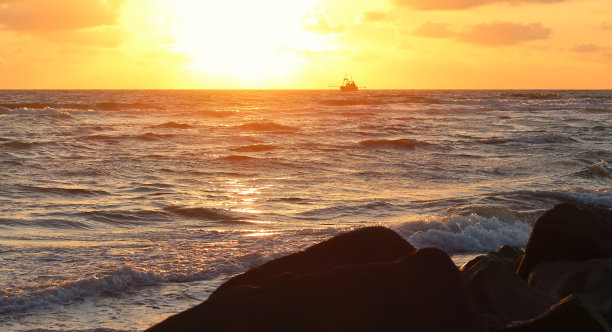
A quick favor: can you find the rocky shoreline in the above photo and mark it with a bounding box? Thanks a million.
[147,203,612,331]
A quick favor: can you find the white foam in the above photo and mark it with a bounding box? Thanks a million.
[0,266,167,314]
[395,214,532,253]
[589,160,611,177]
[556,187,612,207]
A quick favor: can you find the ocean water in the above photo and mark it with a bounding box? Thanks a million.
[0,90,611,331]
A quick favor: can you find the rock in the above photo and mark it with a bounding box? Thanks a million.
[147,248,484,332]
[516,203,612,279]
[502,294,612,332]
[461,252,554,323]
[528,258,612,323]
[211,226,416,297]
[489,245,524,271]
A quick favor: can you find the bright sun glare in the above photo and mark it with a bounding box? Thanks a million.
[158,0,325,84]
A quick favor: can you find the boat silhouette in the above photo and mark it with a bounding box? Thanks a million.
[340,76,358,92]
[330,75,361,92]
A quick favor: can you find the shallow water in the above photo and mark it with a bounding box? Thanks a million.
[1,90,611,331]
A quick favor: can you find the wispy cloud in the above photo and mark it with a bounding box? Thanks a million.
[394,0,564,10]
[412,21,551,46]
[567,43,606,53]
[0,0,124,31]
[305,12,346,34]
[361,11,395,23]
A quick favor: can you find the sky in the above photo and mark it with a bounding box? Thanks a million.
[0,0,610,89]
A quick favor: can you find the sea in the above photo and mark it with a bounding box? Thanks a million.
[0,90,611,331]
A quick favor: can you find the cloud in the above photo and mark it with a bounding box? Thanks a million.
[568,43,606,53]
[39,26,126,47]
[394,0,565,10]
[459,22,550,45]
[0,0,124,31]
[361,11,394,23]
[305,13,346,34]
[412,22,454,38]
[411,21,551,46]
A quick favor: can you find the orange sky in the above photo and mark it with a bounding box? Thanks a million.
[0,0,610,89]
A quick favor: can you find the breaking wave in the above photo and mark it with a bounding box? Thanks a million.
[0,266,169,314]
[396,214,532,253]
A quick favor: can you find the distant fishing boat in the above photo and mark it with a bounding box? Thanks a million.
[340,76,358,92]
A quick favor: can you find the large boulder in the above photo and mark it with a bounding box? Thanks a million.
[148,227,485,331]
[148,248,483,332]
[461,249,554,324]
[528,258,612,323]
[502,294,612,332]
[211,226,416,296]
[516,203,612,279]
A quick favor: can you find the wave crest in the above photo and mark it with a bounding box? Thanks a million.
[396,214,532,253]
[234,122,296,132]
[230,144,276,152]
[358,138,432,150]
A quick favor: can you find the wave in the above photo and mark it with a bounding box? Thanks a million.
[80,133,174,142]
[137,132,175,141]
[15,185,110,197]
[395,214,532,253]
[550,188,612,207]
[319,98,376,106]
[505,92,561,100]
[589,160,611,177]
[94,102,162,111]
[397,97,440,104]
[230,144,276,152]
[1,107,79,118]
[164,205,249,223]
[2,141,44,149]
[234,122,297,132]
[0,266,169,314]
[150,121,194,129]
[297,201,402,220]
[358,138,433,150]
[198,110,240,117]
[479,134,571,145]
[217,155,259,162]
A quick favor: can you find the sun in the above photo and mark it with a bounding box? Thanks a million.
[157,0,323,85]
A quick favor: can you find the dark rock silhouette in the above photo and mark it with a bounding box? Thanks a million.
[461,249,554,323]
[211,226,415,297]
[147,204,612,331]
[148,228,483,332]
[528,258,612,323]
[502,294,612,332]
[516,203,612,279]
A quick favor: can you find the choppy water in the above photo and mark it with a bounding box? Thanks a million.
[1,90,611,331]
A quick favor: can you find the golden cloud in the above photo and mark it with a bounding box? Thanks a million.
[0,0,124,31]
[394,0,564,10]
[412,21,551,46]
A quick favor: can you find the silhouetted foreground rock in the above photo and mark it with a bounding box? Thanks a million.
[211,226,416,297]
[461,247,554,324]
[502,295,612,332]
[148,227,483,332]
[148,204,612,331]
[516,203,612,279]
